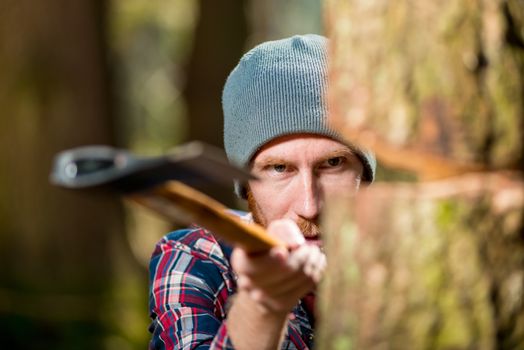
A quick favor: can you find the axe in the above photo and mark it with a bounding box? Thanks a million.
[50,141,283,252]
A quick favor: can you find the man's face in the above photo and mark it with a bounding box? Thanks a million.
[247,134,364,243]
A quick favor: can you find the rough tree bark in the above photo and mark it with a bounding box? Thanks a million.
[318,1,524,349]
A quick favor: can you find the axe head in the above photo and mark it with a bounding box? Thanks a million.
[50,141,255,193]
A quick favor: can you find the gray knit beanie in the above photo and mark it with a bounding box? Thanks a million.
[222,34,376,198]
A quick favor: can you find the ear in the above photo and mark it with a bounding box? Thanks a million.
[234,180,248,199]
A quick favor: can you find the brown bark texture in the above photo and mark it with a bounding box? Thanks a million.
[319,0,524,349]
[326,0,524,179]
[319,174,524,349]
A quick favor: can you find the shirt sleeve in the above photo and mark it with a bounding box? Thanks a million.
[148,233,235,350]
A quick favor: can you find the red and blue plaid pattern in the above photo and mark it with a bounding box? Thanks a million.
[148,225,314,349]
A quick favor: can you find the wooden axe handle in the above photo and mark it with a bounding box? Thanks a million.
[129,181,283,253]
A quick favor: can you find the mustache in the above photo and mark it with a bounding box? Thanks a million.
[246,187,321,237]
[296,217,321,238]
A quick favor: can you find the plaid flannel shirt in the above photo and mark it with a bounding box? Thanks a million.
[148,216,315,349]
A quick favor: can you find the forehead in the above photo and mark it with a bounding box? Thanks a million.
[251,134,355,165]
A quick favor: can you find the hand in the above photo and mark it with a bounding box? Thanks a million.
[231,219,326,314]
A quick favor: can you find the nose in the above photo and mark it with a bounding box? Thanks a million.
[292,170,321,220]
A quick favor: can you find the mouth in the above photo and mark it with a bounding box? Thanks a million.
[305,237,323,247]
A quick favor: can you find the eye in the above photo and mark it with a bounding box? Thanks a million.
[273,164,287,173]
[326,157,344,167]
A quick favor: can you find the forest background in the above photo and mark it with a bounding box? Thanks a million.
[0,1,331,349]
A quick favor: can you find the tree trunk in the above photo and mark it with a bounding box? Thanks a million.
[183,0,248,207]
[318,1,524,349]
[0,1,127,348]
[325,0,524,179]
[320,174,524,349]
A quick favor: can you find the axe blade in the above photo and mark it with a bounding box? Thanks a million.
[50,141,254,193]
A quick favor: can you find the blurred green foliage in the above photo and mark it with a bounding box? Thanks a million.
[110,0,198,154]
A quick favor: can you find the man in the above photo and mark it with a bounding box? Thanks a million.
[148,34,375,350]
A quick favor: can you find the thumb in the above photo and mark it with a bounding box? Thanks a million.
[267,219,305,249]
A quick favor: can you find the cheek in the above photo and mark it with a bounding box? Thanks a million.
[320,174,361,196]
[249,182,292,221]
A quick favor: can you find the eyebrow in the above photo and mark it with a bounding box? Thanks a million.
[251,148,359,170]
[321,148,358,161]
[251,157,288,171]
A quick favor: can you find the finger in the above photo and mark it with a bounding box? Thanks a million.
[287,245,326,283]
[287,244,316,270]
[236,259,312,292]
[303,248,326,283]
[247,273,315,311]
[267,219,305,248]
[236,275,252,291]
[233,246,324,299]
[270,272,315,300]
[236,247,318,293]
[246,255,319,296]
[231,246,288,276]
